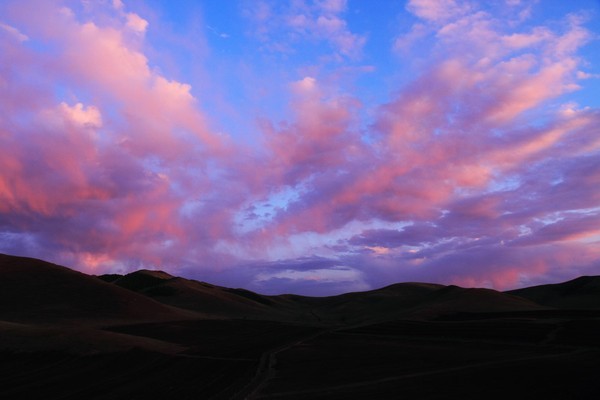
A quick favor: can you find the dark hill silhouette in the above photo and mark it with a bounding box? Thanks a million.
[0,254,194,325]
[506,276,600,309]
[96,273,122,283]
[0,252,594,326]
[278,282,545,324]
[99,270,545,324]
[102,269,295,320]
[112,269,175,292]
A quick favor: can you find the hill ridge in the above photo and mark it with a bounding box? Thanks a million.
[2,253,599,326]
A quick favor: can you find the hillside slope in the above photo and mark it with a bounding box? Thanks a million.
[101,270,299,321]
[507,276,600,309]
[0,254,194,325]
[291,283,546,324]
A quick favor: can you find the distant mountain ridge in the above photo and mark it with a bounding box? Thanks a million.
[1,253,598,327]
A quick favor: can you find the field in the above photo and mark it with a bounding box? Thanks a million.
[257,315,600,399]
[5,313,596,399]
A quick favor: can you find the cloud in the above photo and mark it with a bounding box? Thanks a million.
[0,1,598,295]
[0,0,224,272]
[126,13,148,35]
[406,0,472,23]
[56,102,103,128]
[248,256,370,295]
[244,0,365,59]
[0,21,28,42]
[318,0,347,14]
[350,225,440,248]
[112,0,124,11]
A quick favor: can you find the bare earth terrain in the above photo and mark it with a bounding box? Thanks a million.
[1,253,598,399]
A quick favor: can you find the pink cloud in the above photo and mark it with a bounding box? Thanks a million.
[406,0,472,23]
[0,21,28,42]
[125,12,148,35]
[54,102,103,129]
[245,0,365,59]
[318,0,347,14]
[0,1,225,272]
[264,75,363,184]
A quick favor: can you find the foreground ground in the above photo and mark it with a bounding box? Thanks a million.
[1,313,599,399]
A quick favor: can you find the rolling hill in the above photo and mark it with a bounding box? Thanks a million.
[278,282,546,324]
[0,252,568,326]
[100,269,294,320]
[0,253,194,325]
[506,276,600,309]
[3,253,596,327]
[97,270,547,325]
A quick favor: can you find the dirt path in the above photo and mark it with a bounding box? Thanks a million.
[230,318,593,399]
[227,329,330,400]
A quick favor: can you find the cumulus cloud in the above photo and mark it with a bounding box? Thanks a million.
[126,13,148,35]
[0,0,222,271]
[57,102,103,128]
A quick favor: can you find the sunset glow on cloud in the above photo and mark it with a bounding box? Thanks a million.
[1,0,599,295]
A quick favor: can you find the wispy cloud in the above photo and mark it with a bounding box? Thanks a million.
[244,0,365,59]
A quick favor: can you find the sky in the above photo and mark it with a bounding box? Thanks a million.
[1,0,600,296]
